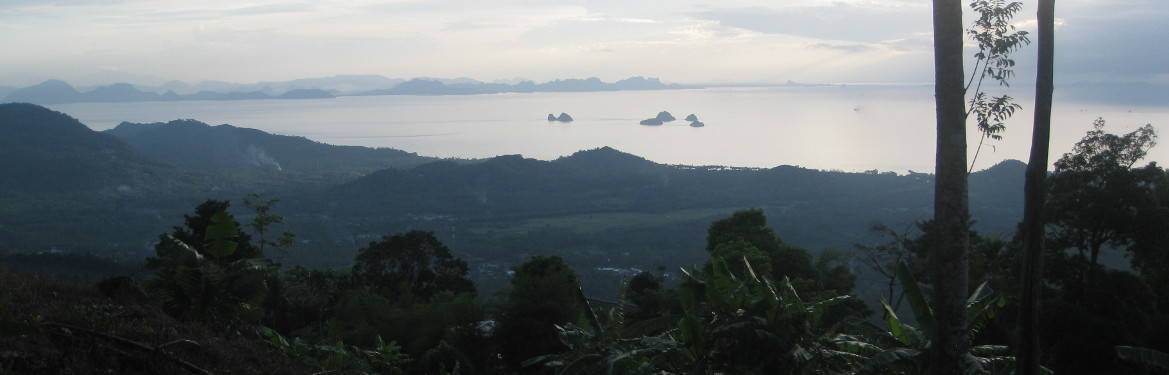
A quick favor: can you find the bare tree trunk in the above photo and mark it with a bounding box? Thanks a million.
[1018,2,1055,374]
[930,1,970,374]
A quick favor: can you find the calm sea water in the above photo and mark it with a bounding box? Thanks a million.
[49,86,1168,173]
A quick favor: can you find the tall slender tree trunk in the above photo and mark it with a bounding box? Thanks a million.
[930,1,970,374]
[1018,2,1055,374]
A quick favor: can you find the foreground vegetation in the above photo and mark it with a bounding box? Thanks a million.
[3,119,1167,373]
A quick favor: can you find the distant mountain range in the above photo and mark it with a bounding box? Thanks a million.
[359,76,686,96]
[2,76,689,105]
[154,75,405,96]
[2,80,335,105]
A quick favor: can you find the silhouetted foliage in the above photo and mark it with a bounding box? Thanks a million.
[495,255,584,372]
[705,209,869,320]
[626,271,665,322]
[966,0,1031,172]
[1036,122,1169,374]
[1047,119,1159,286]
[352,230,475,302]
[144,200,275,324]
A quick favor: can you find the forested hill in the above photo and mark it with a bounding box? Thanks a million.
[301,147,1025,275]
[0,104,435,254]
[105,119,435,183]
[320,146,1024,228]
[0,103,172,194]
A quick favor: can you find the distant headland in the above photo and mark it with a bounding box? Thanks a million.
[1,76,694,105]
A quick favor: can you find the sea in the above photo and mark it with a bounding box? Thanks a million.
[48,86,1169,173]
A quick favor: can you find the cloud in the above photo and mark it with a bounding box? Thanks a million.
[224,3,315,16]
[1053,3,1169,82]
[0,0,1166,87]
[881,34,932,52]
[518,16,676,45]
[0,0,129,9]
[809,43,875,53]
[443,20,508,32]
[691,4,930,43]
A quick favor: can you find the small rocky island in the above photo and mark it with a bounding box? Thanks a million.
[685,113,704,127]
[639,111,675,126]
[547,113,573,122]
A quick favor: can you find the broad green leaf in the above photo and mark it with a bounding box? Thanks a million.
[1116,346,1169,372]
[896,262,933,335]
[204,211,240,258]
[881,299,909,346]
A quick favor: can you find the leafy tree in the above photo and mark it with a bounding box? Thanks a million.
[707,210,868,321]
[242,193,295,256]
[1047,119,1159,286]
[1041,267,1162,374]
[966,0,1031,172]
[706,237,773,278]
[157,200,262,263]
[280,266,352,336]
[1054,118,1157,172]
[705,208,782,255]
[496,255,585,372]
[625,271,664,322]
[351,231,474,302]
[1129,168,1169,307]
[1038,122,1168,374]
[704,209,814,283]
[145,200,276,324]
[322,289,485,371]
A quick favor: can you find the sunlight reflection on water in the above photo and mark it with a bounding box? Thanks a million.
[50,86,1169,173]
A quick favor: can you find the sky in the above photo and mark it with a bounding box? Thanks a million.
[1,0,1166,87]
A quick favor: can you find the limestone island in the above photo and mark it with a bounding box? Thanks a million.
[547,113,573,122]
[689,121,705,127]
[684,113,698,121]
[639,111,676,126]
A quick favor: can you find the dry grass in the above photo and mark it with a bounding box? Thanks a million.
[0,268,306,374]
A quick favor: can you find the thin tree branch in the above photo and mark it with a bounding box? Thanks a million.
[965,57,985,92]
[969,136,987,174]
[44,322,212,375]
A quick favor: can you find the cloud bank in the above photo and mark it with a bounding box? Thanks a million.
[0,0,1163,86]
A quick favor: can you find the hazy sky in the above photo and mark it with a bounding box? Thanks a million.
[1,0,1166,87]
